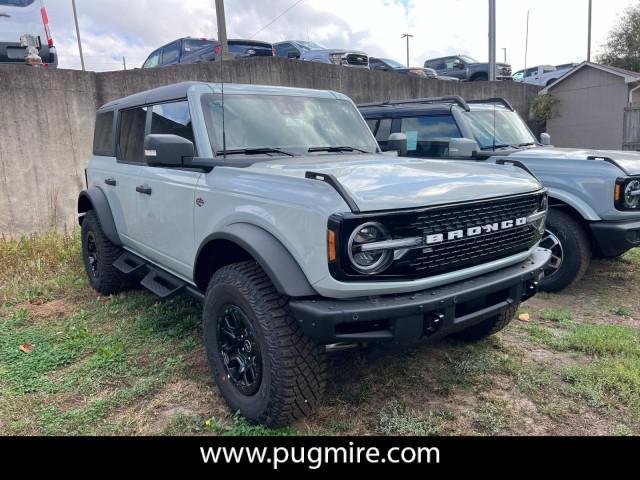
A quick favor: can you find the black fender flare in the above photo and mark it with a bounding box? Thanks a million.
[77,186,122,246]
[195,224,317,298]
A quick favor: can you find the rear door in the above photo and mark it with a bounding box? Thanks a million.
[134,100,201,278]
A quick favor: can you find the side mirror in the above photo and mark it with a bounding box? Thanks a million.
[144,134,194,167]
[448,138,479,158]
[540,133,552,146]
[388,133,408,156]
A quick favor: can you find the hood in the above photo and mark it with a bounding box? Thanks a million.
[245,155,541,212]
[508,147,640,175]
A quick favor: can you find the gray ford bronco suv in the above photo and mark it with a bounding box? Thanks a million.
[360,96,640,292]
[78,82,550,426]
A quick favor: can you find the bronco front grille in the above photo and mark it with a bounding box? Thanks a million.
[330,192,545,281]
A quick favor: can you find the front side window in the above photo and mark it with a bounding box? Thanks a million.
[150,101,194,143]
[200,94,379,156]
[117,107,147,163]
[143,50,160,68]
[464,110,537,149]
[93,111,114,156]
[400,115,461,158]
[161,42,180,64]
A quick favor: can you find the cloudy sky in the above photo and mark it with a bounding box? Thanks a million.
[40,0,638,71]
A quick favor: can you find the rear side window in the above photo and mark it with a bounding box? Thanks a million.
[400,115,461,158]
[117,107,147,163]
[150,101,194,143]
[93,111,114,156]
[365,118,392,149]
[161,42,180,65]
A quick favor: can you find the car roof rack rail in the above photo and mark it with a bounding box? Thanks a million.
[358,96,471,112]
[467,97,515,112]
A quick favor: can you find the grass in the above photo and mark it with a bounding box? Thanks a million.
[1,230,639,435]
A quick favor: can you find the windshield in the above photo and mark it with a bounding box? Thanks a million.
[459,55,478,63]
[0,0,41,40]
[201,93,379,156]
[464,109,537,149]
[381,58,404,68]
[296,41,326,51]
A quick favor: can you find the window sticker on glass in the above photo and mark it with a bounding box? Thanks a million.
[405,131,418,151]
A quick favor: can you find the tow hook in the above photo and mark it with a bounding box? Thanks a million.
[522,281,539,301]
[424,312,445,336]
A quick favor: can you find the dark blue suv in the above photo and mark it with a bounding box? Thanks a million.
[142,38,273,68]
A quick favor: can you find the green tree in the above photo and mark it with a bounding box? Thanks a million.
[598,2,640,72]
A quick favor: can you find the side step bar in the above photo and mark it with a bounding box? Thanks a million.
[113,252,146,275]
[113,251,203,301]
[141,268,186,299]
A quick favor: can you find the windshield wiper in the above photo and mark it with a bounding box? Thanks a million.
[216,148,295,157]
[481,144,512,150]
[308,146,369,154]
[517,142,536,147]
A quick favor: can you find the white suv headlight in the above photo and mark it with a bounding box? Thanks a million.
[347,222,393,274]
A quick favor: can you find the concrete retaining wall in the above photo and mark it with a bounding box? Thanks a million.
[0,58,541,235]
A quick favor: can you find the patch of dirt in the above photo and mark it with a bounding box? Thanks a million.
[108,379,226,435]
[17,299,79,319]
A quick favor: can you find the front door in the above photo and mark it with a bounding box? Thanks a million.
[134,101,201,280]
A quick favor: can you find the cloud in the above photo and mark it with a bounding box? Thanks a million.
[41,0,635,72]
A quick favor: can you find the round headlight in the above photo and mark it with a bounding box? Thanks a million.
[625,180,640,209]
[347,222,393,274]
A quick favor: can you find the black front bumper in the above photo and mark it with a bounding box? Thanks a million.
[290,249,551,345]
[590,219,640,257]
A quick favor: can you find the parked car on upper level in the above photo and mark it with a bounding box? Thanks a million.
[360,96,640,292]
[369,57,437,78]
[424,55,511,81]
[79,82,549,426]
[274,40,369,68]
[512,64,575,87]
[142,38,273,68]
[0,0,57,67]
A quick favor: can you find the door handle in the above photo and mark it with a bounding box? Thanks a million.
[104,178,117,186]
[136,184,152,195]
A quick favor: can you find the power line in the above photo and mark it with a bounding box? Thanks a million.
[249,0,306,39]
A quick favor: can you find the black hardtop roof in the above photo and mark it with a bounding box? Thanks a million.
[98,81,206,112]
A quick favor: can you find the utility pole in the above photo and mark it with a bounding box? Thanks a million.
[122,56,127,70]
[524,9,530,70]
[587,0,593,62]
[401,33,413,67]
[71,0,85,71]
[502,47,507,63]
[215,0,233,61]
[488,0,496,81]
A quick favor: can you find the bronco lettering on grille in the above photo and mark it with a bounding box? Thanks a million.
[425,217,528,245]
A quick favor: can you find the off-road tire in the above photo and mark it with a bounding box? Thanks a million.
[540,209,591,293]
[81,210,130,295]
[203,261,327,427]
[451,303,519,342]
